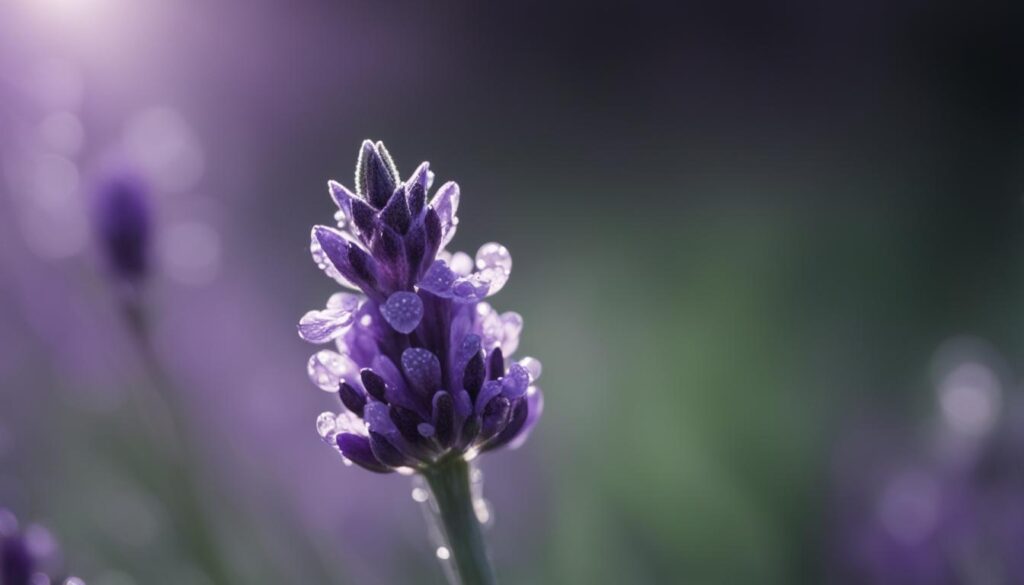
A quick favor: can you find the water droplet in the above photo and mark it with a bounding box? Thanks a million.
[436,546,451,560]
[307,350,356,392]
[519,357,542,382]
[411,487,429,502]
[316,412,338,441]
[474,498,492,526]
[450,251,473,276]
[380,291,423,334]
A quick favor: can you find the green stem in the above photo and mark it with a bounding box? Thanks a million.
[422,457,498,585]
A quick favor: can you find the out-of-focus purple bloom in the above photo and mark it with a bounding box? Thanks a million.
[93,172,152,284]
[0,509,83,585]
[828,404,1024,584]
[300,141,543,473]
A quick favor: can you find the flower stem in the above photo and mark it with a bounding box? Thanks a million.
[423,457,498,585]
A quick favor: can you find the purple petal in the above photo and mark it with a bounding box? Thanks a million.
[356,140,397,208]
[429,181,460,247]
[297,293,360,343]
[406,180,426,218]
[419,260,456,296]
[369,431,412,468]
[360,368,389,402]
[371,355,407,398]
[390,404,427,443]
[370,224,404,268]
[487,348,504,381]
[401,347,442,394]
[462,351,485,398]
[407,161,433,192]
[424,208,443,257]
[475,380,503,413]
[482,396,528,452]
[508,386,544,449]
[501,362,530,399]
[453,334,482,381]
[480,396,511,441]
[380,291,423,334]
[363,401,396,436]
[327,180,358,219]
[404,223,426,281]
[298,308,352,343]
[312,226,378,291]
[338,382,367,417]
[346,244,379,289]
[454,390,473,418]
[349,197,377,239]
[380,187,411,234]
[336,433,390,473]
[309,227,357,289]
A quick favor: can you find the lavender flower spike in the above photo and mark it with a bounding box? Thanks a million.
[0,509,84,585]
[93,171,152,285]
[301,141,543,584]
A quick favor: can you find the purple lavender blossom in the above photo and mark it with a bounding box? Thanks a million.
[0,509,83,585]
[93,172,152,284]
[301,141,543,473]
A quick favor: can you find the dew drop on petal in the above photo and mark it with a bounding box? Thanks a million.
[411,487,429,502]
[500,312,524,356]
[307,350,357,392]
[450,251,473,276]
[475,243,512,295]
[316,411,338,441]
[380,291,424,334]
[436,546,451,560]
[327,292,362,311]
[519,357,543,382]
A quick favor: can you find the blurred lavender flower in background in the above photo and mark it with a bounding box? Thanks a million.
[0,509,83,585]
[828,339,1024,585]
[92,171,152,288]
[301,141,543,583]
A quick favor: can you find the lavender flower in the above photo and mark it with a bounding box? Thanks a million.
[0,509,83,585]
[301,140,543,473]
[93,172,152,284]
